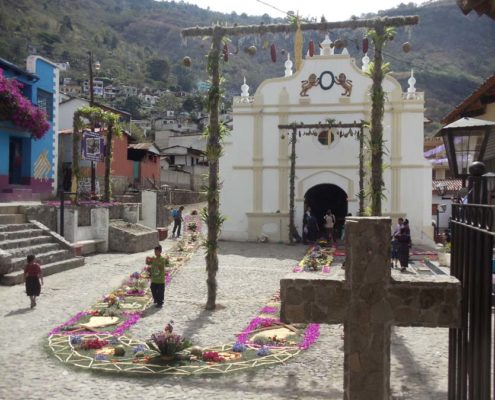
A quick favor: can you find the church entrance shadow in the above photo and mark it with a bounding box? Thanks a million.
[305,183,348,238]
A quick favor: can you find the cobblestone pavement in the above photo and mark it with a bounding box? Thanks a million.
[0,237,449,400]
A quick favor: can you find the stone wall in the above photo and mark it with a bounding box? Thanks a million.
[108,221,158,253]
[20,205,58,232]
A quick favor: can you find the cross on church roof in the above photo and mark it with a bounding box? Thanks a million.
[280,217,460,399]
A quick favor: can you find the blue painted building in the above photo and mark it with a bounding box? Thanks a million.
[0,56,59,201]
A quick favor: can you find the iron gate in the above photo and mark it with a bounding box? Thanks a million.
[449,203,494,399]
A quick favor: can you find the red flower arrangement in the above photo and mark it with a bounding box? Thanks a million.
[202,351,225,363]
[0,68,50,139]
[79,338,109,350]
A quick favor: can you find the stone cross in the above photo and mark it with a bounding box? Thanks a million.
[280,217,461,400]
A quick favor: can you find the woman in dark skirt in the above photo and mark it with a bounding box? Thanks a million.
[24,254,43,308]
[397,219,411,272]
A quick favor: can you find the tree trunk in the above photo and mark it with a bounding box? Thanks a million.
[104,124,113,202]
[205,29,222,310]
[359,127,365,216]
[288,128,297,244]
[370,24,385,216]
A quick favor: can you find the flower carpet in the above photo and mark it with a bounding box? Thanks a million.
[47,233,339,376]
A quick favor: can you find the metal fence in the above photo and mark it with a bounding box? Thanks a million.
[448,203,494,399]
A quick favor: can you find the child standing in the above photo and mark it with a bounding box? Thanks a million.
[24,254,43,308]
[148,245,168,308]
[172,206,185,238]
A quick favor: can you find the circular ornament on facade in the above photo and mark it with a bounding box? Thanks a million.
[319,71,335,91]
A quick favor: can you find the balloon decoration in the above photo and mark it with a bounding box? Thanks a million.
[223,43,229,62]
[362,37,369,54]
[182,56,192,67]
[308,39,315,57]
[402,41,412,53]
[246,45,257,56]
[270,44,277,63]
[334,39,344,49]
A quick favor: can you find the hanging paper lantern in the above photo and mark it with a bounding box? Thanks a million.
[270,44,276,63]
[182,56,192,67]
[223,43,229,62]
[402,42,412,53]
[308,39,315,57]
[362,37,369,53]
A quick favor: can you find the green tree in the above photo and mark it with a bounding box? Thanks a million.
[153,92,181,113]
[119,95,142,119]
[146,58,170,82]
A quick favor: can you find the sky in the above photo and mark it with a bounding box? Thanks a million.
[180,0,429,20]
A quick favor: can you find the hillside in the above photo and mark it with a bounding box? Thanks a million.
[0,0,494,129]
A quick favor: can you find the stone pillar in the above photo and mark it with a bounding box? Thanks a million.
[123,203,139,223]
[141,190,157,229]
[91,207,109,252]
[62,207,78,243]
[344,217,391,400]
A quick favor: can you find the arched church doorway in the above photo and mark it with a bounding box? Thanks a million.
[304,184,348,239]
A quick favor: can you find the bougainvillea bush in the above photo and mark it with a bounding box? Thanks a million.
[0,68,50,139]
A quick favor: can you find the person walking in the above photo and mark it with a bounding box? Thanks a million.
[147,245,168,308]
[391,217,404,268]
[172,206,185,238]
[306,212,319,243]
[397,219,411,272]
[323,209,336,245]
[24,254,43,308]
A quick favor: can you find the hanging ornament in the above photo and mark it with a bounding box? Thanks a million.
[223,43,229,62]
[280,48,286,56]
[246,45,257,56]
[270,44,277,63]
[362,37,369,54]
[334,39,344,49]
[263,40,270,49]
[182,56,192,67]
[308,39,315,57]
[402,42,412,53]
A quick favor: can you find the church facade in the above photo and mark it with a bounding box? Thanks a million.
[220,41,432,244]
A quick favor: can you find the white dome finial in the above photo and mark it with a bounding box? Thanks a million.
[241,77,249,97]
[320,35,332,56]
[407,69,416,93]
[361,53,370,72]
[284,53,293,77]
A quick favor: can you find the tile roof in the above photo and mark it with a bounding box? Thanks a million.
[432,179,463,193]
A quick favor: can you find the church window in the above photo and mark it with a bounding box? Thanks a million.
[317,130,335,147]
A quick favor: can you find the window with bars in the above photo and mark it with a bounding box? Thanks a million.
[37,89,53,120]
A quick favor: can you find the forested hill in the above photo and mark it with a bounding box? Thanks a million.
[0,0,494,129]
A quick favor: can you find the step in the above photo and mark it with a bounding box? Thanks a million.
[0,214,26,224]
[0,205,19,214]
[0,257,85,285]
[0,192,41,202]
[8,249,71,273]
[0,223,36,233]
[0,235,52,250]
[0,228,45,241]
[7,242,61,258]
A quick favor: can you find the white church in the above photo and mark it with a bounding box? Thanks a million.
[220,36,432,244]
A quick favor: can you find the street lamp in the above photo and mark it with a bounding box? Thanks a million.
[88,52,101,194]
[436,117,495,183]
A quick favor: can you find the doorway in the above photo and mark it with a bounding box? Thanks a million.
[304,183,348,238]
[8,137,24,185]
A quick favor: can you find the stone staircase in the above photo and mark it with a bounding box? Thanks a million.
[0,206,85,285]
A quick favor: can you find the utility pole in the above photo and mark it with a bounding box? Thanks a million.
[88,51,96,194]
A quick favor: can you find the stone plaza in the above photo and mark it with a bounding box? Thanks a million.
[0,233,453,400]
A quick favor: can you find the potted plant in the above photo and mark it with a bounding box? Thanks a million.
[149,326,192,361]
[437,242,451,267]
